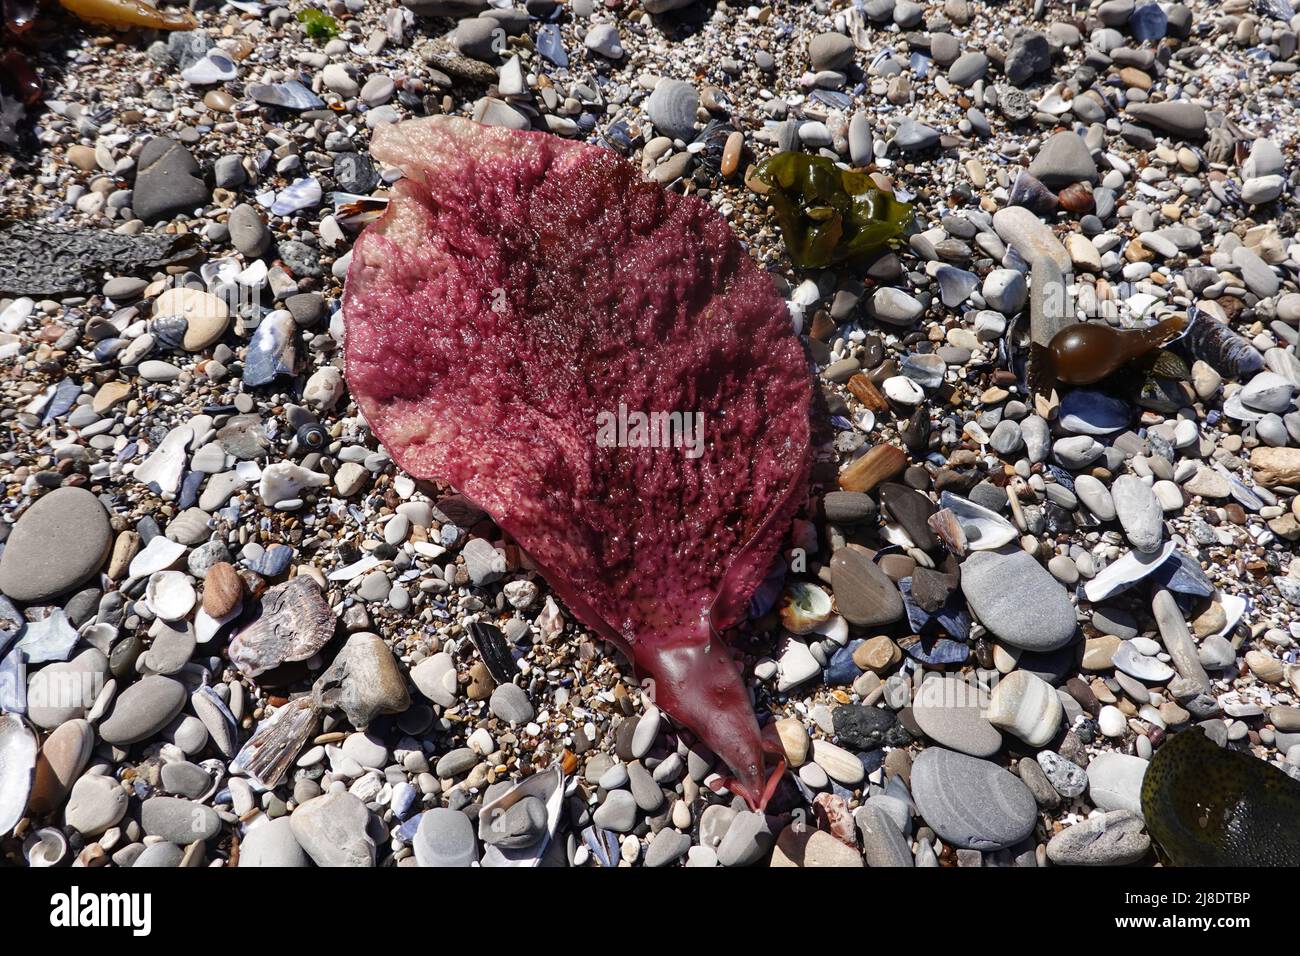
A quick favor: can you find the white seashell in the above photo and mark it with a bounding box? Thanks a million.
[880,521,917,549]
[195,600,242,644]
[80,622,118,655]
[147,570,197,622]
[0,714,37,836]
[883,375,924,405]
[1211,592,1248,639]
[238,259,269,288]
[1081,540,1176,603]
[938,492,1018,551]
[328,554,381,582]
[258,461,330,507]
[129,535,188,578]
[24,827,68,867]
[779,582,835,635]
[810,614,849,646]
[200,257,241,288]
[134,424,195,497]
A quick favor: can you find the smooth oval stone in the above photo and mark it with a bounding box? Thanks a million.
[132,841,184,867]
[960,549,1077,651]
[0,487,112,603]
[644,79,699,140]
[141,796,222,843]
[98,675,188,745]
[1112,639,1175,683]
[1087,751,1149,813]
[912,676,1002,757]
[413,806,479,867]
[28,719,93,815]
[830,546,905,627]
[64,773,128,836]
[238,816,311,867]
[985,670,1062,746]
[290,792,377,867]
[910,747,1038,850]
[26,649,109,729]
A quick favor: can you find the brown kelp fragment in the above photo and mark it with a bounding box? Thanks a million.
[757,152,912,269]
[1141,728,1300,865]
[1030,316,1187,395]
[57,0,195,30]
[343,117,812,809]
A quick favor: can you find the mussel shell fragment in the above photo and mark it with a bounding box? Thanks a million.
[469,621,519,685]
[1176,307,1265,379]
[937,492,1018,552]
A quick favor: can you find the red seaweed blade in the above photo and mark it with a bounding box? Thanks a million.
[343,117,811,808]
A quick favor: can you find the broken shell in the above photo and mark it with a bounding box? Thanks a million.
[0,714,37,836]
[146,570,197,622]
[258,461,329,507]
[937,492,1018,551]
[926,508,969,557]
[195,601,242,645]
[779,582,835,634]
[23,826,68,867]
[230,695,321,789]
[478,762,567,867]
[469,621,518,684]
[228,576,336,679]
[1082,540,1177,603]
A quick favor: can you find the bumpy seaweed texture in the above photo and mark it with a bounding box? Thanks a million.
[0,221,196,296]
[1141,728,1300,865]
[343,117,812,808]
[757,152,912,268]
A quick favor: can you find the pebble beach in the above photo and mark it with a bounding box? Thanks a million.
[2,0,1300,871]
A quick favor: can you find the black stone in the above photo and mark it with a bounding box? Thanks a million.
[832,704,908,750]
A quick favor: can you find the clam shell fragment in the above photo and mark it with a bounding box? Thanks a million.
[478,763,567,868]
[936,492,1018,552]
[0,714,37,836]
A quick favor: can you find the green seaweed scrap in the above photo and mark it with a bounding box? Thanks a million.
[757,152,912,269]
[297,9,340,41]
